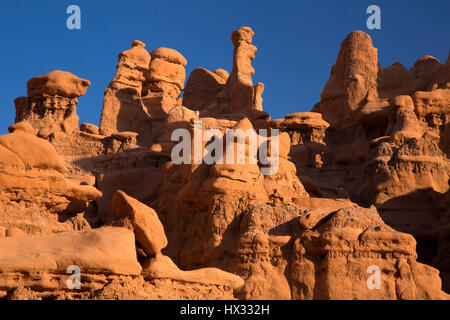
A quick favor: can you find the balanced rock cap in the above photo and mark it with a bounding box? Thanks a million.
[132,40,146,48]
[119,40,151,70]
[231,26,254,45]
[27,70,91,99]
[150,47,187,67]
[214,68,230,80]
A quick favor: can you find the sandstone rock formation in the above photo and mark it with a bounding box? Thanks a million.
[313,31,379,128]
[1,26,449,300]
[111,190,168,255]
[183,26,269,127]
[100,40,152,144]
[142,47,187,143]
[0,127,90,216]
[266,112,330,170]
[183,68,229,112]
[308,30,450,293]
[0,227,142,275]
[108,190,245,293]
[222,27,264,114]
[0,129,102,235]
[15,70,90,138]
[293,205,447,299]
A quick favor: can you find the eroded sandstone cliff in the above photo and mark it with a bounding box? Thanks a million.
[0,27,448,300]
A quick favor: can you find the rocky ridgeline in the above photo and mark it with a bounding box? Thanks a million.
[0,27,448,300]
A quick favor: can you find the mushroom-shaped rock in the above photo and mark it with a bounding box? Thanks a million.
[79,123,100,135]
[0,130,102,214]
[150,47,187,66]
[15,70,90,137]
[282,112,330,130]
[148,47,187,91]
[231,26,255,46]
[390,95,424,141]
[118,40,151,71]
[111,131,139,142]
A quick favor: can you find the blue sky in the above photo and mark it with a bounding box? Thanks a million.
[0,0,449,134]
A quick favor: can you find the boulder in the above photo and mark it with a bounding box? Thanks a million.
[111,190,167,255]
[0,227,141,275]
[142,254,244,289]
[79,123,100,135]
[0,131,67,173]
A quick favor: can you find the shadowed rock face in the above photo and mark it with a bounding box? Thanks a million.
[141,47,188,143]
[313,31,379,127]
[182,26,268,127]
[183,68,229,111]
[99,42,188,147]
[2,27,449,300]
[0,129,102,236]
[99,40,152,144]
[308,31,450,293]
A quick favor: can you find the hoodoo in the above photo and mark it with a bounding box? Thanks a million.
[0,27,448,300]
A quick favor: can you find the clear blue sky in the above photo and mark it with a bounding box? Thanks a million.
[0,0,449,134]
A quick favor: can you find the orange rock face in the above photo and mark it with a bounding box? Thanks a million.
[15,70,90,138]
[309,30,450,295]
[0,27,449,300]
[99,40,152,144]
